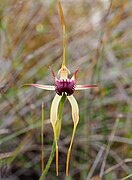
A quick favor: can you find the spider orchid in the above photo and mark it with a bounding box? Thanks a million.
[25,0,97,176]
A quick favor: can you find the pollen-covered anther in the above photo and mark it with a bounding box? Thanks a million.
[55,79,75,96]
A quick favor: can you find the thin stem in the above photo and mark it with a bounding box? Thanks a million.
[55,94,67,140]
[56,142,59,176]
[39,141,56,180]
[41,102,44,173]
[55,94,66,175]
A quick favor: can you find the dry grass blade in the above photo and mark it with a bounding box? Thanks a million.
[104,158,132,175]
[99,118,120,179]
[86,147,105,180]
[121,173,132,180]
[41,102,44,173]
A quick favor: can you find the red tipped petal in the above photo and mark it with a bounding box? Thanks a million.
[49,66,56,78]
[24,84,55,90]
[71,69,79,81]
[75,84,98,90]
[74,69,79,79]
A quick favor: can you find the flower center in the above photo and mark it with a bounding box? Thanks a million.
[55,79,75,96]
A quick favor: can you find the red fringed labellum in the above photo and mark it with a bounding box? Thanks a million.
[55,79,75,96]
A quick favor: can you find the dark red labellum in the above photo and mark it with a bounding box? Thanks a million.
[55,79,75,96]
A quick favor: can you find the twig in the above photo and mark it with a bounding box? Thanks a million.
[104,158,132,175]
[86,146,105,180]
[91,142,130,175]
[99,117,119,179]
[0,152,14,159]
[121,173,132,180]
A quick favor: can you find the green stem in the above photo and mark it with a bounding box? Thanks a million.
[39,94,66,180]
[56,94,66,139]
[39,141,56,180]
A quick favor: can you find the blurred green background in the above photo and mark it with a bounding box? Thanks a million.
[0,0,132,179]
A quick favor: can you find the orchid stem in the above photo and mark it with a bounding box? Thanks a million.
[39,94,66,179]
[56,142,59,176]
[39,141,56,180]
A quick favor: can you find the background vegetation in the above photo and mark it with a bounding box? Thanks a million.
[0,0,132,179]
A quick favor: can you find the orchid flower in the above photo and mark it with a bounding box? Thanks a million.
[25,0,97,176]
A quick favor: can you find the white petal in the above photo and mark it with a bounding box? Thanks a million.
[67,95,79,125]
[24,84,55,90]
[75,84,97,90]
[50,94,62,127]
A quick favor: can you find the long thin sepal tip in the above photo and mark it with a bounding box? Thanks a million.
[66,149,71,176]
[58,0,66,67]
[66,125,77,176]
